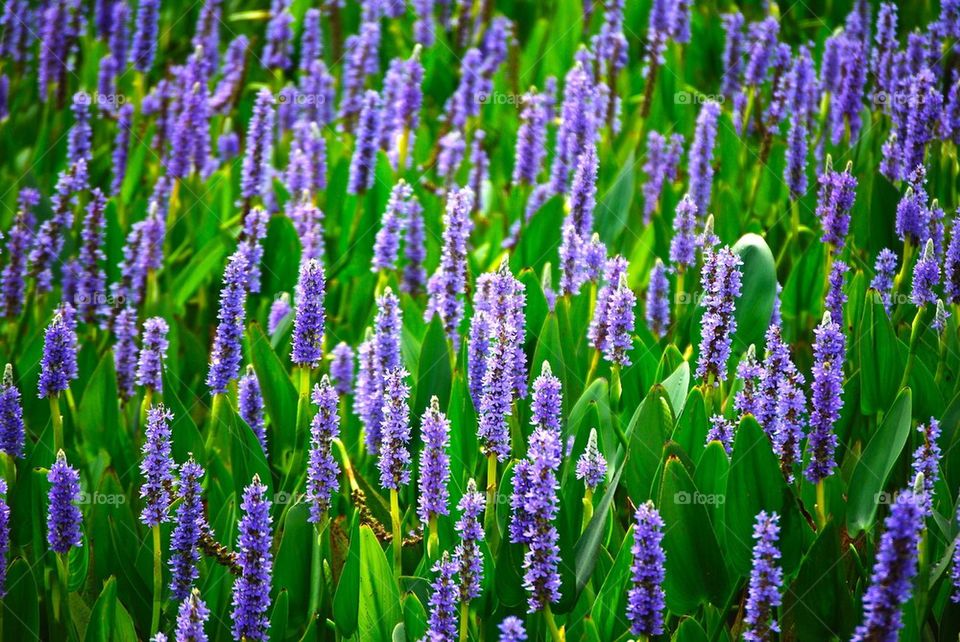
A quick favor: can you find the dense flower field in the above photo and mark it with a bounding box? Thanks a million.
[2,0,960,639]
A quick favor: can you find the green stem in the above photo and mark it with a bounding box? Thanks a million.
[815,479,827,529]
[581,488,594,535]
[584,349,600,387]
[459,600,470,642]
[544,604,564,642]
[390,489,402,577]
[151,524,161,635]
[308,517,326,617]
[900,306,926,390]
[50,394,63,453]
[427,515,439,560]
[483,453,500,551]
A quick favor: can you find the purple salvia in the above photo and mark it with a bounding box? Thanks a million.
[239,366,267,451]
[743,511,783,641]
[642,131,684,222]
[210,36,249,114]
[47,450,83,554]
[689,101,721,217]
[455,478,485,602]
[338,21,381,126]
[129,0,160,71]
[176,589,210,642]
[372,181,413,272]
[646,258,671,338]
[140,405,175,527]
[237,208,270,294]
[417,396,451,524]
[329,342,354,395]
[29,165,80,293]
[805,312,845,483]
[192,0,222,75]
[626,501,666,636]
[872,4,899,105]
[306,376,340,522]
[230,476,273,641]
[348,90,383,195]
[240,90,276,202]
[378,367,411,490]
[696,246,743,383]
[425,187,474,347]
[1,211,31,318]
[911,239,939,306]
[206,253,250,394]
[0,365,24,458]
[424,552,458,640]
[136,317,169,392]
[851,491,923,642]
[291,259,326,368]
[169,458,207,601]
[412,0,436,45]
[513,88,549,185]
[39,307,78,398]
[575,428,607,491]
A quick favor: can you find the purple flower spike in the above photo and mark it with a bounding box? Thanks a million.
[140,405,175,527]
[514,89,549,185]
[0,479,8,595]
[911,239,939,307]
[696,246,743,383]
[588,256,629,353]
[646,259,671,338]
[425,552,458,640]
[499,616,527,641]
[851,491,923,642]
[372,181,413,272]
[378,367,411,490]
[402,200,427,295]
[805,312,845,484]
[239,366,267,451]
[1,210,32,318]
[0,365,24,458]
[689,101,721,218]
[743,511,783,641]
[136,317,169,392]
[39,307,79,398]
[130,0,160,71]
[604,274,636,367]
[455,478,485,602]
[951,502,960,603]
[240,90,276,202]
[306,376,341,522]
[329,342,355,395]
[348,90,383,195]
[114,307,139,400]
[206,253,250,394]
[670,194,698,269]
[911,418,941,513]
[426,187,474,347]
[47,450,83,554]
[231,476,273,641]
[176,589,210,642]
[575,428,607,491]
[268,293,291,334]
[169,458,207,601]
[816,159,858,250]
[871,249,899,313]
[825,260,849,325]
[642,131,684,222]
[706,415,736,455]
[291,259,326,368]
[626,501,666,636]
[262,0,294,71]
[417,397,451,524]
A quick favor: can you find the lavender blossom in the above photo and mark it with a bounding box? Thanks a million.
[895,169,931,244]
[231,476,273,641]
[239,366,267,451]
[111,104,134,195]
[425,552,458,640]
[291,259,326,368]
[872,249,899,312]
[169,458,207,601]
[743,511,783,641]
[39,308,78,398]
[689,101,721,217]
[268,293,291,334]
[575,428,607,490]
[646,259,671,338]
[425,187,474,347]
[47,450,83,554]
[329,342,354,395]
[437,131,466,181]
[372,181,413,272]
[696,247,743,383]
[805,312,845,484]
[348,90,383,195]
[0,365,24,458]
[626,501,666,636]
[140,405,175,527]
[114,307,139,400]
[136,317,169,392]
[417,397,451,524]
[402,200,427,295]
[206,253,250,394]
[129,0,160,71]
[720,12,745,97]
[378,367,411,490]
[306,376,340,522]
[550,62,599,193]
[911,239,939,306]
[455,478,485,602]
[240,90,276,202]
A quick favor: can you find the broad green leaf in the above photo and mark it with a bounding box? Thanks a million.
[592,525,635,640]
[731,233,777,353]
[623,386,672,502]
[333,514,361,637]
[357,526,403,641]
[858,293,904,415]
[412,318,452,422]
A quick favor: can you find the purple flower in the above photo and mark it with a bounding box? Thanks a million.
[825,260,849,324]
[136,317,169,392]
[895,168,931,243]
[696,247,743,383]
[911,239,939,306]
[645,259,671,338]
[1,210,31,318]
[851,491,923,642]
[231,476,273,641]
[805,312,845,484]
[47,450,83,554]
[338,22,381,126]
[348,90,383,195]
[402,200,427,295]
[262,0,294,71]
[816,160,858,250]
[39,307,79,398]
[770,340,806,483]
[329,342,355,395]
[689,101,721,218]
[238,208,270,294]
[372,181,413,272]
[140,405,175,527]
[513,89,549,185]
[743,511,783,641]
[176,589,210,642]
[425,552,458,640]
[498,616,527,642]
[240,90,275,201]
[669,194,699,269]
[268,293,291,334]
[412,0,436,45]
[239,366,267,451]
[455,478,485,602]
[575,428,607,490]
[426,187,474,347]
[0,365,24,458]
[588,256,629,353]
[211,36,249,114]
[626,501,666,636]
[952,502,960,603]
[111,104,134,195]
[911,418,941,512]
[871,249,899,312]
[437,131,466,181]
[0,479,8,595]
[706,415,736,455]
[30,165,80,292]
[113,307,139,400]
[645,0,675,67]
[378,367,411,490]
[872,5,899,103]
[642,131,684,222]
[734,345,762,421]
[169,458,207,601]
[129,0,160,71]
[382,51,423,169]
[720,12,745,97]
[550,62,599,193]
[306,377,340,521]
[291,259,326,368]
[417,397,451,524]
[206,253,249,394]
[933,300,950,334]
[604,274,636,366]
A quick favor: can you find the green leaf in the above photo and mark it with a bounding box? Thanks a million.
[658,457,729,613]
[731,233,777,353]
[574,457,625,598]
[68,533,89,592]
[3,559,39,640]
[248,323,299,459]
[660,361,690,419]
[333,515,361,637]
[171,234,229,311]
[623,386,672,502]
[858,293,904,415]
[357,526,403,641]
[84,577,119,642]
[592,525,635,640]
[598,149,636,245]
[847,388,913,534]
[413,318,452,421]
